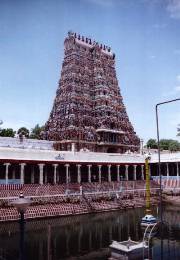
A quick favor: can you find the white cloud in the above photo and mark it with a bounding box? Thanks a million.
[162,85,180,97]
[166,0,180,19]
[175,85,180,91]
[143,0,180,19]
[149,55,156,59]
[174,49,180,55]
[162,75,180,97]
[176,74,180,82]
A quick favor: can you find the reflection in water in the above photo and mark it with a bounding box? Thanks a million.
[0,207,179,260]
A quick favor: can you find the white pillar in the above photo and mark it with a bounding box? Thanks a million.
[77,164,81,184]
[141,165,144,180]
[20,163,26,185]
[166,163,169,179]
[53,164,58,184]
[108,165,111,182]
[71,143,75,152]
[140,139,144,155]
[39,164,44,185]
[4,163,10,185]
[177,163,179,179]
[125,165,129,181]
[88,165,92,183]
[65,164,70,184]
[133,165,137,181]
[117,165,120,182]
[98,165,102,183]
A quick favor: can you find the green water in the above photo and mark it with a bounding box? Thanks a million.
[0,206,179,259]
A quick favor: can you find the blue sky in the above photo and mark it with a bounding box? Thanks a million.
[0,0,180,143]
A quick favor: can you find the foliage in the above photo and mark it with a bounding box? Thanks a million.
[30,124,45,139]
[146,139,157,149]
[146,138,180,151]
[159,139,179,150]
[168,140,180,152]
[159,139,171,150]
[17,127,30,137]
[0,128,16,137]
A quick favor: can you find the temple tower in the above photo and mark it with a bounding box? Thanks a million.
[45,32,140,153]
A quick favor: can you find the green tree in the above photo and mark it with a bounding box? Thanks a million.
[30,124,45,139]
[159,139,170,150]
[146,138,180,151]
[0,128,15,137]
[146,139,157,149]
[159,139,177,150]
[17,127,29,137]
[169,140,180,152]
[159,139,180,151]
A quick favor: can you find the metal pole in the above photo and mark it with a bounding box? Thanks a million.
[155,105,162,223]
[19,212,25,260]
[155,98,180,260]
[156,104,164,260]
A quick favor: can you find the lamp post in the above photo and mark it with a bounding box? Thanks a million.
[13,193,31,260]
[140,138,144,155]
[155,98,180,260]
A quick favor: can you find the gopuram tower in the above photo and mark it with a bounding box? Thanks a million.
[45,32,140,153]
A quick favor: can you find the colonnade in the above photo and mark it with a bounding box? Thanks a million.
[150,162,180,179]
[2,162,180,185]
[1,162,145,185]
[165,162,180,179]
